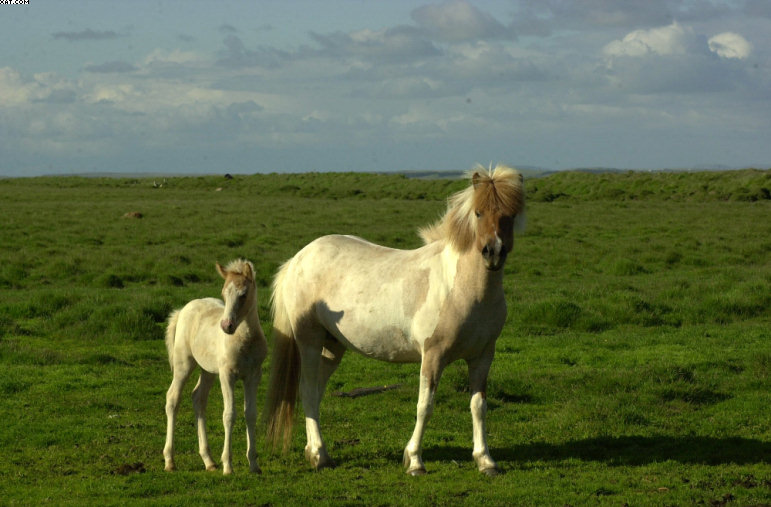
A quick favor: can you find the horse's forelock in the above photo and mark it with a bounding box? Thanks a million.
[224,259,254,280]
[470,165,525,218]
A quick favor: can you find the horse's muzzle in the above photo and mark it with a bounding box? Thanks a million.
[482,239,507,271]
[220,319,236,334]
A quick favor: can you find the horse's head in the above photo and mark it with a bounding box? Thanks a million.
[470,167,525,271]
[216,259,256,334]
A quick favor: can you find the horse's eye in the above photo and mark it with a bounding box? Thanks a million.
[475,210,481,218]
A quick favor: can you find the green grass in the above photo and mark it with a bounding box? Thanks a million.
[0,170,769,505]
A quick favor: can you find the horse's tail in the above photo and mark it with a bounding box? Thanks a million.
[165,309,181,370]
[264,260,301,453]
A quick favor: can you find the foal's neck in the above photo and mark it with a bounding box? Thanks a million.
[243,305,262,337]
[235,290,262,340]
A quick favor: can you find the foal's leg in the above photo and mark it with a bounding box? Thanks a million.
[220,371,237,475]
[191,371,217,471]
[243,371,261,474]
[403,352,444,475]
[163,356,194,472]
[297,333,334,470]
[467,341,499,476]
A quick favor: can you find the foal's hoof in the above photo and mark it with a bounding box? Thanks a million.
[164,464,176,472]
[250,465,262,475]
[205,464,218,472]
[407,467,427,476]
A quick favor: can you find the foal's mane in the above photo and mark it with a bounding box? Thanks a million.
[418,164,525,251]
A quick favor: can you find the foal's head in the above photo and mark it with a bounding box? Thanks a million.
[216,259,256,334]
[469,166,525,271]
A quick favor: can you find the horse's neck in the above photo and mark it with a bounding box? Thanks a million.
[450,247,505,303]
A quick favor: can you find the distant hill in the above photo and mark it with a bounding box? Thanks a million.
[527,168,771,202]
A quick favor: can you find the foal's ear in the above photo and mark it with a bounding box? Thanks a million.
[472,172,482,189]
[215,262,228,279]
[244,261,255,281]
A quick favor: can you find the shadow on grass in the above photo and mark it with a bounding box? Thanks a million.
[420,436,771,466]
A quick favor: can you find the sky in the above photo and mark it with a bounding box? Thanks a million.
[1,0,770,177]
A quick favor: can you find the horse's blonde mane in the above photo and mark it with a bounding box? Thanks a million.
[418,164,525,251]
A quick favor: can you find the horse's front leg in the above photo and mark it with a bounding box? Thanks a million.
[220,371,237,475]
[403,352,443,475]
[467,341,499,476]
[243,372,261,474]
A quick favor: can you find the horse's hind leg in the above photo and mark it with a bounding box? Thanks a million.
[297,328,334,470]
[318,337,345,400]
[192,371,218,471]
[467,341,499,476]
[163,358,195,472]
[243,371,262,474]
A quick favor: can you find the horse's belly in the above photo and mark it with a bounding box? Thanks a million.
[327,319,422,363]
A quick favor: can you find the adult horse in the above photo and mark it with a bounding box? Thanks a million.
[265,165,525,475]
[163,259,267,475]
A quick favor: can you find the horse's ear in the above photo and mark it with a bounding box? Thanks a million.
[472,172,482,189]
[245,261,255,281]
[215,262,227,279]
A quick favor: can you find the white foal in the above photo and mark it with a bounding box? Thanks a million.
[163,259,266,475]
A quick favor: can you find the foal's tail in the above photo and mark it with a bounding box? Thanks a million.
[165,309,182,370]
[264,260,301,452]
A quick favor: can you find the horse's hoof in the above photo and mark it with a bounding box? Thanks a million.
[206,464,218,472]
[250,465,262,474]
[308,446,335,471]
[481,467,500,477]
[314,459,336,471]
[164,464,176,472]
[407,467,427,476]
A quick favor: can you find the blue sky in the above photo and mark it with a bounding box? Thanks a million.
[1,0,770,176]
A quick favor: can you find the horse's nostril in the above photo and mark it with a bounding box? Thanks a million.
[482,245,490,256]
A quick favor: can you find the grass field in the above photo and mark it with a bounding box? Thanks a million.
[0,169,769,505]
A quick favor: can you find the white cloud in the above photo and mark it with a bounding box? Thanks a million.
[603,22,704,58]
[599,23,757,95]
[0,68,78,106]
[411,0,514,42]
[308,26,441,64]
[708,32,752,59]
